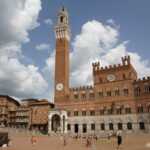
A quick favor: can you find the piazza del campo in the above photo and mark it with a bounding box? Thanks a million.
[0,2,150,150]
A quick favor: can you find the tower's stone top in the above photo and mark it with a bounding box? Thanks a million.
[58,6,69,25]
[55,6,71,41]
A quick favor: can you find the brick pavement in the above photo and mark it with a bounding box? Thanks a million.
[3,134,150,150]
[4,134,93,150]
[93,134,150,150]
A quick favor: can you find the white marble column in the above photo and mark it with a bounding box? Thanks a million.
[64,118,67,133]
[48,119,52,134]
[60,116,63,134]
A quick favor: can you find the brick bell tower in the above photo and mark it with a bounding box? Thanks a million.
[54,7,71,103]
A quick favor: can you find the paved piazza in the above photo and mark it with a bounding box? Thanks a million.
[5,134,92,150]
[3,133,150,150]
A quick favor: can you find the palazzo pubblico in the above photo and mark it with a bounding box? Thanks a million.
[48,7,150,135]
[0,7,150,136]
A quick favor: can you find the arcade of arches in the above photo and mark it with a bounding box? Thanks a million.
[48,112,150,134]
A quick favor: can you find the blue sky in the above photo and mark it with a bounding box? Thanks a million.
[0,0,150,102]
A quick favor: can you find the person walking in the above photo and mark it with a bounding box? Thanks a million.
[63,136,67,146]
[108,133,110,142]
[31,135,36,145]
[117,133,122,149]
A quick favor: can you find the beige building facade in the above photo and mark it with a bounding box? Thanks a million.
[48,7,150,135]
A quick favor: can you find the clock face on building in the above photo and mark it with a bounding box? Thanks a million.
[56,83,63,91]
[107,74,115,82]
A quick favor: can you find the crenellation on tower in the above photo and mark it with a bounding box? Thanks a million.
[92,56,136,76]
[134,76,150,83]
[70,85,93,91]
[92,62,100,71]
[109,65,112,68]
[122,55,130,66]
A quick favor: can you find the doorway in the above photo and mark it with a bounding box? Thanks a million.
[52,114,60,132]
[74,124,78,133]
[82,124,87,133]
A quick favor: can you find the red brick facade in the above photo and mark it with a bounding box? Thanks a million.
[51,7,150,134]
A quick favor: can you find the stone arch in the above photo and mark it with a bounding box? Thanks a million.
[138,116,145,122]
[117,118,123,123]
[82,118,87,124]
[51,114,61,132]
[91,119,96,124]
[108,118,114,123]
[99,118,106,124]
[125,117,133,123]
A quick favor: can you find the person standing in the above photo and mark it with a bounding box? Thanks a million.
[108,133,110,142]
[117,133,122,149]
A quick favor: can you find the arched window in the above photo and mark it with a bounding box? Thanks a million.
[67,124,71,130]
[100,108,104,115]
[137,105,143,114]
[127,122,132,130]
[124,88,129,96]
[115,89,120,96]
[82,110,86,116]
[90,109,95,116]
[74,111,78,116]
[139,122,145,130]
[82,92,86,99]
[67,111,70,117]
[122,73,126,80]
[118,123,122,130]
[125,106,131,114]
[99,91,103,97]
[116,107,122,114]
[74,93,78,99]
[89,92,94,99]
[135,87,141,94]
[144,85,150,92]
[109,123,113,130]
[99,77,102,83]
[91,123,95,130]
[60,16,63,23]
[108,108,113,115]
[101,123,105,130]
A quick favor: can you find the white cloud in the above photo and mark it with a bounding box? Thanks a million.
[0,0,49,99]
[43,18,53,26]
[44,20,150,91]
[36,43,51,51]
[0,0,41,46]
